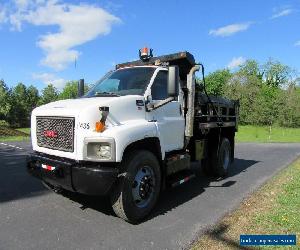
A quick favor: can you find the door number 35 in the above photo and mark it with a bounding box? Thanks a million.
[79,123,90,129]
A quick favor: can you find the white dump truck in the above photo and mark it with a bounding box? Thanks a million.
[27,48,239,223]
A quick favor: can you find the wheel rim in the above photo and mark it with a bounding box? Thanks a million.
[222,146,230,170]
[132,165,155,208]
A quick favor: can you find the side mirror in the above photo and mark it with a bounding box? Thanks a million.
[168,66,179,97]
[78,79,84,98]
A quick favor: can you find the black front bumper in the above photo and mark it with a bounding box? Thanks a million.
[27,152,119,195]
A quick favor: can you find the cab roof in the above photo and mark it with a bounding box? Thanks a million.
[116,51,196,80]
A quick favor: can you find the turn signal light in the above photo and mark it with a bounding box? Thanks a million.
[95,121,105,133]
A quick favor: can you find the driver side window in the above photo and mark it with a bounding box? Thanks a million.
[151,71,168,100]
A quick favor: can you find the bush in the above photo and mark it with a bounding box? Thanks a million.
[0,120,10,127]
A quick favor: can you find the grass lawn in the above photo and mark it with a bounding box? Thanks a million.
[192,158,300,249]
[0,127,30,142]
[236,125,300,143]
[0,136,30,142]
[15,128,31,134]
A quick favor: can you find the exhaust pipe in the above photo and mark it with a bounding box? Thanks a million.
[184,65,200,148]
[78,79,84,98]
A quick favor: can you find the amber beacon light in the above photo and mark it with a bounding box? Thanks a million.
[139,47,153,61]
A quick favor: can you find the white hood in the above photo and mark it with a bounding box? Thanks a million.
[34,97,117,116]
[31,95,147,160]
[32,95,146,123]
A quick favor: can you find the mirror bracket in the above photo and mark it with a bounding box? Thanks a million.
[146,97,175,112]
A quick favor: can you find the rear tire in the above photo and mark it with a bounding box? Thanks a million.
[211,137,231,177]
[110,150,161,223]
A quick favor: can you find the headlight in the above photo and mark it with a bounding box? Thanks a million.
[87,142,112,160]
[96,145,111,158]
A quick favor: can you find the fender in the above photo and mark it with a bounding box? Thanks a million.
[103,120,165,162]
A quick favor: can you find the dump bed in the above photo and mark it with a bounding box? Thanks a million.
[194,92,239,130]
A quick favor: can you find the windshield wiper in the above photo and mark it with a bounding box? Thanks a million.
[94,91,120,97]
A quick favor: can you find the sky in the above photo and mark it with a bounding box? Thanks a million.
[0,0,299,90]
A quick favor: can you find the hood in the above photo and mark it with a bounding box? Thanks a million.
[32,95,146,124]
[35,96,116,114]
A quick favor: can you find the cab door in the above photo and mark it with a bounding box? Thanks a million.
[148,70,185,152]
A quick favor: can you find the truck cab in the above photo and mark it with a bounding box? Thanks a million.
[27,49,239,223]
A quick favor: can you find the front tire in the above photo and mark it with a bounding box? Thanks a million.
[110,150,161,223]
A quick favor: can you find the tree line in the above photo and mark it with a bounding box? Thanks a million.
[0,58,299,128]
[200,58,300,128]
[0,81,82,127]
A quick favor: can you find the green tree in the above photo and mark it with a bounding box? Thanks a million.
[39,84,59,105]
[59,80,89,100]
[27,85,39,111]
[8,83,28,127]
[203,69,232,96]
[238,59,263,80]
[278,84,300,127]
[7,83,39,127]
[224,73,261,125]
[0,79,11,121]
[223,58,299,127]
[253,84,280,126]
[263,59,291,87]
[59,81,78,100]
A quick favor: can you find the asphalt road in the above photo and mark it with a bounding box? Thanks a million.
[0,141,299,250]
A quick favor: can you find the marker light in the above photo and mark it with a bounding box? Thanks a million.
[95,121,105,132]
[95,106,109,133]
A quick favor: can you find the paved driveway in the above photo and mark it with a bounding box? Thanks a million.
[0,142,299,249]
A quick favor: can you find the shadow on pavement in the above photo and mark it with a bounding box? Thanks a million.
[61,190,114,216]
[146,158,258,222]
[60,158,258,222]
[0,146,49,203]
[0,143,258,222]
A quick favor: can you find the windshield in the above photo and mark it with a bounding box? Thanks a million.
[85,67,156,97]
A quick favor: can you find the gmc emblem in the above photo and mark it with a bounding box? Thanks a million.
[44,130,58,138]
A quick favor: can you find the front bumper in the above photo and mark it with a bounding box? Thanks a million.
[26,152,119,195]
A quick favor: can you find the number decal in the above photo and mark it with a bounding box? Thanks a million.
[79,123,90,129]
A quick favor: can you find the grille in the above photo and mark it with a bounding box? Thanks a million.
[36,116,75,152]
